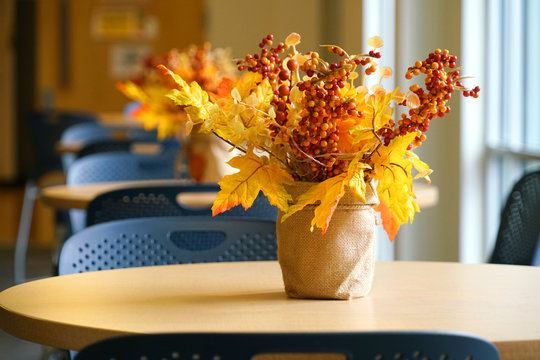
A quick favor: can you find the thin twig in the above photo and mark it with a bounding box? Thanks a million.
[290,137,331,168]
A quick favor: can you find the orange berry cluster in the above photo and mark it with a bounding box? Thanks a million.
[237,34,290,89]
[237,35,382,181]
[292,51,368,180]
[378,49,480,148]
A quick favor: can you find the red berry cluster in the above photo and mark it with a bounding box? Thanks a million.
[236,34,290,89]
[377,49,480,148]
[236,35,383,181]
[291,50,368,180]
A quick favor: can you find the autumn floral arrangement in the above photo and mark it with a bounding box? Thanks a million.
[117,44,237,139]
[158,33,479,240]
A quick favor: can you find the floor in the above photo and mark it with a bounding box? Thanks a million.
[0,248,59,360]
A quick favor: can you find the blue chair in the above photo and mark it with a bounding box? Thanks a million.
[60,122,159,171]
[15,110,96,284]
[84,184,277,228]
[58,216,277,275]
[66,145,179,233]
[490,169,540,265]
[60,122,114,171]
[73,331,500,360]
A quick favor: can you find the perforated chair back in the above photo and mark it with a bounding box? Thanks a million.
[75,138,177,161]
[61,122,114,171]
[490,169,540,265]
[60,123,161,171]
[67,148,178,232]
[58,216,277,275]
[61,122,112,143]
[85,184,278,227]
[73,331,500,360]
[67,146,178,185]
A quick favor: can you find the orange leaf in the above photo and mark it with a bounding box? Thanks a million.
[374,202,400,241]
[215,78,234,98]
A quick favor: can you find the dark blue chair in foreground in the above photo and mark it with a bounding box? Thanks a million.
[73,331,500,360]
[85,184,278,228]
[490,169,540,265]
[58,216,277,275]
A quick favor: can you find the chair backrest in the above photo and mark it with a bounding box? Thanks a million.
[61,122,112,143]
[73,331,500,360]
[61,122,114,171]
[60,122,161,171]
[67,146,178,185]
[490,169,540,265]
[58,216,277,275]
[85,184,278,227]
[75,137,175,160]
[66,148,179,232]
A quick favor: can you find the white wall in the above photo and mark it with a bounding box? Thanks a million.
[204,0,322,59]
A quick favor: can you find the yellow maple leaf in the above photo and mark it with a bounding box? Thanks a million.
[346,156,371,202]
[116,82,148,103]
[212,154,294,215]
[158,65,217,123]
[281,174,348,234]
[407,151,433,183]
[370,132,419,240]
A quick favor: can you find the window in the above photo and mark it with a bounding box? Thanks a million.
[461,0,540,263]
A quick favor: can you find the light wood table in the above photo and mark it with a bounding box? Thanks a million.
[96,112,144,128]
[40,179,215,210]
[41,180,438,210]
[0,261,538,359]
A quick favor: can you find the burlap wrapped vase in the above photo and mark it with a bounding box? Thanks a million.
[277,182,379,300]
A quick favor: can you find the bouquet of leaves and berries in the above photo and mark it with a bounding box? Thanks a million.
[158,33,479,240]
[117,44,237,139]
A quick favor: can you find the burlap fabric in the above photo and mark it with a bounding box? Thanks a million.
[277,182,379,300]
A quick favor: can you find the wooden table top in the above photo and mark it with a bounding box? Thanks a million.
[96,112,144,128]
[40,180,438,210]
[0,261,539,359]
[40,179,209,210]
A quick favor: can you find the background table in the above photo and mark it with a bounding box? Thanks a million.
[40,179,216,210]
[41,181,439,210]
[0,261,538,359]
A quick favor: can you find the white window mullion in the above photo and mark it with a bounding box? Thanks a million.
[501,0,525,148]
[525,0,540,150]
[485,0,503,147]
[362,0,396,261]
[460,0,487,263]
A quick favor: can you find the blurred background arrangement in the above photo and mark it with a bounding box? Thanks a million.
[0,0,539,271]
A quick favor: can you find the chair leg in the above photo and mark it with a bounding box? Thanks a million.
[14,180,38,284]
